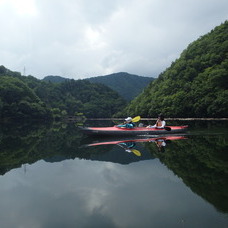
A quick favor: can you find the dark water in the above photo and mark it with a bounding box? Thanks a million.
[0,120,228,228]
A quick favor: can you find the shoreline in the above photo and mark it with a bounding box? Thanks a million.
[87,118,228,121]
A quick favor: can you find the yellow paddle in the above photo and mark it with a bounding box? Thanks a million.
[131,149,141,156]
[132,116,141,122]
[114,116,141,128]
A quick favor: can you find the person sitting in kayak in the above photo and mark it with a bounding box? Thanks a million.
[117,141,141,156]
[118,141,136,152]
[147,114,166,128]
[155,138,166,153]
[117,117,136,128]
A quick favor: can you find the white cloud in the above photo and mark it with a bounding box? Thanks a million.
[0,0,227,79]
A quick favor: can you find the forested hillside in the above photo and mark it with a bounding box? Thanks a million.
[0,66,126,120]
[120,21,228,118]
[85,72,154,101]
[43,72,154,101]
[0,75,52,120]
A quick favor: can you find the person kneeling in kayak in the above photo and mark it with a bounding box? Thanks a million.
[117,117,136,128]
[147,114,166,128]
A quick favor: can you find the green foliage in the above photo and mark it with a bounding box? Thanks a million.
[0,66,126,120]
[36,79,126,117]
[0,76,51,119]
[120,21,228,118]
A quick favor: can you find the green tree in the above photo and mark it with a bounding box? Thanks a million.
[118,21,228,118]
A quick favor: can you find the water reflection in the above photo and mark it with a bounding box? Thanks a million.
[84,135,187,155]
[0,121,228,227]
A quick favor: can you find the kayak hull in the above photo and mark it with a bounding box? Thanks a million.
[86,135,187,147]
[79,126,188,136]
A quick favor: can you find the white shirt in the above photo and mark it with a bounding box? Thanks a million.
[152,120,166,128]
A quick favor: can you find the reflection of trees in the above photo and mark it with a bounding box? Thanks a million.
[0,123,130,174]
[0,122,49,175]
[0,122,86,175]
[0,122,152,176]
[147,135,228,213]
[2,121,228,214]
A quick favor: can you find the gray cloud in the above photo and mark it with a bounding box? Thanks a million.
[0,0,227,79]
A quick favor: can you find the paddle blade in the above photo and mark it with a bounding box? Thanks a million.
[131,149,141,156]
[132,116,141,122]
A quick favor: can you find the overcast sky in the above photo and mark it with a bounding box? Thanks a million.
[0,0,227,79]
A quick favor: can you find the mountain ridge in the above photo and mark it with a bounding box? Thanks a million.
[43,72,154,101]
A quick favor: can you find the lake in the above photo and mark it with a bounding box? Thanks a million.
[0,120,227,228]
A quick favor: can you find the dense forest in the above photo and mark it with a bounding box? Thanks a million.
[119,21,228,118]
[0,66,126,120]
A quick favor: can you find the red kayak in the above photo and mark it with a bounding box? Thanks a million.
[79,125,188,136]
[86,135,187,147]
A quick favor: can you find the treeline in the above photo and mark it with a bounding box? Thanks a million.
[0,66,126,120]
[119,21,228,118]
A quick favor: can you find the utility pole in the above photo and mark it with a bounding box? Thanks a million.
[23,66,26,76]
[23,164,27,174]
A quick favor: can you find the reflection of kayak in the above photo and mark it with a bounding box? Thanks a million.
[79,126,188,136]
[86,136,187,147]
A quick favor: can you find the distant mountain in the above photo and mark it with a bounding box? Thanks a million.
[85,72,154,101]
[43,72,155,101]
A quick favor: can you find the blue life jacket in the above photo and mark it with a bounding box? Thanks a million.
[118,122,135,128]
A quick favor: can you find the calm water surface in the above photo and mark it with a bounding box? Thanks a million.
[0,120,227,228]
